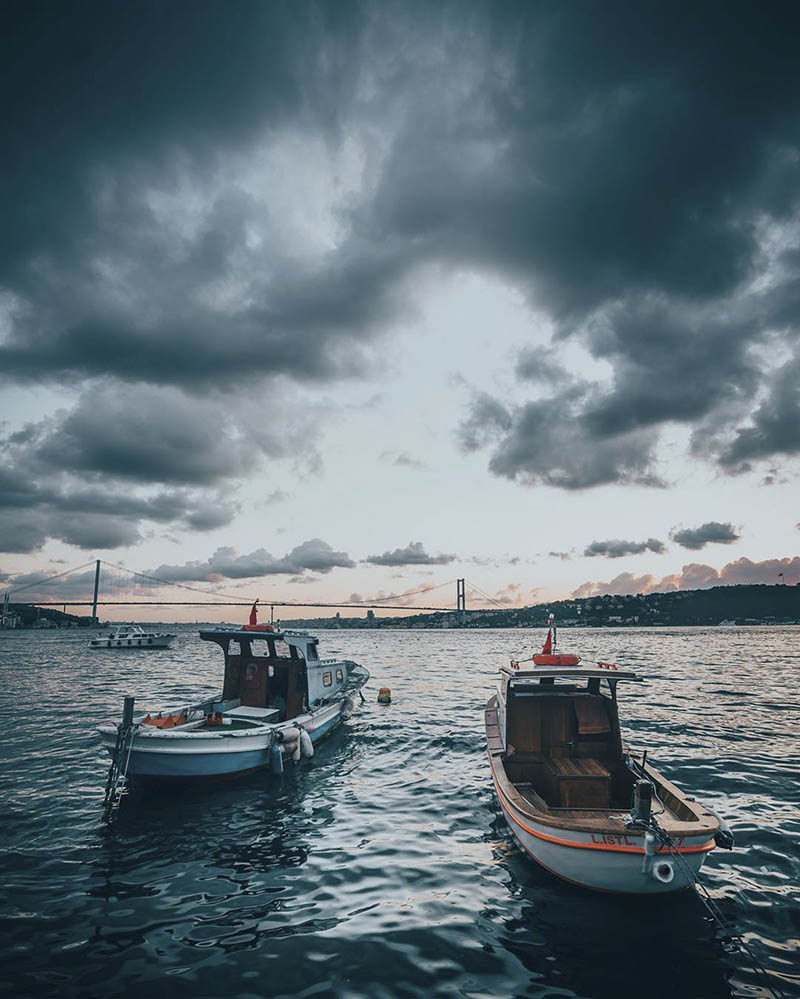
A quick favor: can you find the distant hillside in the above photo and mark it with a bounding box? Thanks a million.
[287,583,799,630]
[3,604,95,628]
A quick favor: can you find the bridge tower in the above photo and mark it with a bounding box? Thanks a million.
[91,559,101,626]
[456,578,466,625]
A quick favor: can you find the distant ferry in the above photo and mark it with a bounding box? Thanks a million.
[89,624,176,649]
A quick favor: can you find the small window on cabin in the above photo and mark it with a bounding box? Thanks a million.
[307,643,318,661]
[323,671,333,687]
[273,639,291,659]
[336,668,343,682]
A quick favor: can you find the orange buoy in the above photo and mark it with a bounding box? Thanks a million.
[533,653,581,667]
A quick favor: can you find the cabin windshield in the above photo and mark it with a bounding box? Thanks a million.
[220,635,308,721]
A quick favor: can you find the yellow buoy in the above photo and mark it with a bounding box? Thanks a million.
[377,687,392,704]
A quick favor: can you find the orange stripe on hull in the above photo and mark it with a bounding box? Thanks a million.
[490,763,715,856]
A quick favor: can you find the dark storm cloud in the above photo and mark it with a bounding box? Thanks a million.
[30,385,256,485]
[366,541,456,566]
[0,0,353,271]
[152,540,355,582]
[714,357,800,470]
[584,538,665,559]
[0,394,248,553]
[459,389,662,489]
[579,302,761,437]
[669,522,740,550]
[0,476,236,554]
[0,377,328,552]
[0,0,405,391]
[0,0,799,493]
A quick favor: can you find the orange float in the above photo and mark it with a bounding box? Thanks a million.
[533,653,581,667]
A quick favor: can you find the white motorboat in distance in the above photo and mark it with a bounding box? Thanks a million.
[90,624,176,649]
[486,624,733,894]
[98,625,369,780]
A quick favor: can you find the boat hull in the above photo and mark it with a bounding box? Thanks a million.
[492,770,714,894]
[99,697,350,780]
[90,636,174,649]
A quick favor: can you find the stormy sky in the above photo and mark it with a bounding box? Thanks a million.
[1,1,799,617]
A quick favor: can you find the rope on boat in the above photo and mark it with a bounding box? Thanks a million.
[644,812,786,999]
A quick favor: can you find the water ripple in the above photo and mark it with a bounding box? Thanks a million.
[0,626,797,997]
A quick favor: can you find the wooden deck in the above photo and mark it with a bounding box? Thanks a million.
[485,695,718,838]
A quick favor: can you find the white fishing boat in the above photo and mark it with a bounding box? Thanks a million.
[486,619,733,894]
[98,623,369,784]
[90,624,176,649]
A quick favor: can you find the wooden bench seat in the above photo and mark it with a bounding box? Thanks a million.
[545,756,612,808]
[548,757,610,779]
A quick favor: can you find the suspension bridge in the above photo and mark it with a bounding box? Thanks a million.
[2,559,508,624]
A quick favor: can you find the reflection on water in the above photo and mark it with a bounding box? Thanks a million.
[0,626,798,998]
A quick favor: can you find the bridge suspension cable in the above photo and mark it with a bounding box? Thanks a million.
[3,561,509,614]
[4,560,97,597]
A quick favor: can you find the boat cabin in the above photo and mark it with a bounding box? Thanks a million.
[497,665,642,811]
[199,627,346,721]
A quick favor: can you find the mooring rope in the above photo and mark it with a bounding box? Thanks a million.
[645,815,786,999]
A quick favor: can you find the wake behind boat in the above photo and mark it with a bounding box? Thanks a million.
[90,624,176,649]
[99,620,369,797]
[486,617,733,894]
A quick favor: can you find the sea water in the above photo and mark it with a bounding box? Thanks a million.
[0,626,797,998]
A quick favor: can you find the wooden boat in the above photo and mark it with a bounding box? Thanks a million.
[98,626,369,780]
[486,625,730,893]
[89,624,176,649]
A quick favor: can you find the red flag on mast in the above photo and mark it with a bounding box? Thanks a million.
[249,599,259,626]
[541,627,552,655]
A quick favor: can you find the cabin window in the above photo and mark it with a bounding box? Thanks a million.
[307,643,318,661]
[323,671,333,687]
[273,639,291,659]
[336,668,343,682]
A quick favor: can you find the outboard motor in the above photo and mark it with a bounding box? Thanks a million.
[706,807,735,849]
[715,825,735,851]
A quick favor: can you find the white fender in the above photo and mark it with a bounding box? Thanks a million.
[341,695,355,720]
[281,739,298,756]
[280,726,300,743]
[299,728,314,758]
[291,740,301,762]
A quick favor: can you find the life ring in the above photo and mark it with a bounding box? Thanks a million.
[533,654,581,667]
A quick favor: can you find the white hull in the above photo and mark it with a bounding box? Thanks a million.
[99,684,365,779]
[91,635,174,649]
[492,767,714,894]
